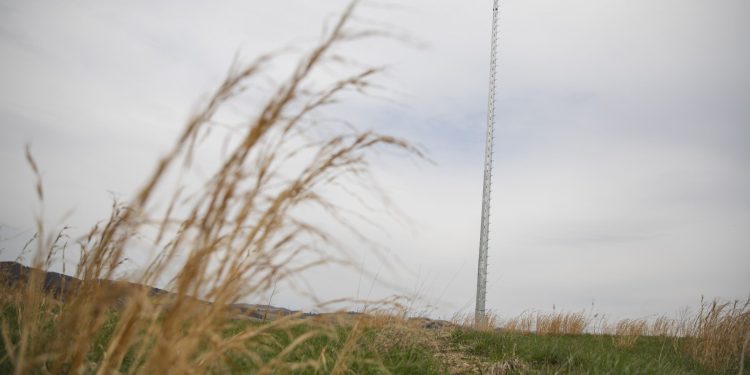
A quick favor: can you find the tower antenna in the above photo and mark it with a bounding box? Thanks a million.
[475,0,499,327]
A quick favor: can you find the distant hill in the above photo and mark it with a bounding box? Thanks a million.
[0,261,297,320]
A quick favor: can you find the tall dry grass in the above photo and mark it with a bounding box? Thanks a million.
[609,298,750,370]
[473,302,749,371]
[501,312,533,334]
[535,311,588,335]
[507,300,749,371]
[451,312,499,331]
[613,318,648,348]
[1,2,422,374]
[496,310,588,335]
[604,298,750,370]
[649,315,677,337]
[685,297,750,371]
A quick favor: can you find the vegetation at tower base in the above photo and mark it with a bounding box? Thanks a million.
[1,2,748,374]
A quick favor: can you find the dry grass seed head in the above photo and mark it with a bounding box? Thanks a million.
[7,2,421,374]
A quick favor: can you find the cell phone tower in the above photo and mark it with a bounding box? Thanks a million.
[475,0,500,327]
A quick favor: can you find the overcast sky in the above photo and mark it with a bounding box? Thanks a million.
[1,0,748,321]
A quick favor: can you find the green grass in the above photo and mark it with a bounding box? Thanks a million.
[449,328,742,374]
[218,319,447,374]
[0,303,447,374]
[3,301,746,374]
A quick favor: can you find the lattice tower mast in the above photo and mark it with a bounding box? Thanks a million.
[475,0,499,326]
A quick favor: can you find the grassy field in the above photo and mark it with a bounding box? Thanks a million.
[449,329,719,374]
[2,298,748,374]
[0,302,447,374]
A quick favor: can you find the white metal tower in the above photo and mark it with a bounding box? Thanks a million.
[475,0,499,326]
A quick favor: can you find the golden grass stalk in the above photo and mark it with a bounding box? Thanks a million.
[3,2,422,374]
[535,311,588,335]
[496,311,588,335]
[502,313,533,334]
[613,318,648,348]
[685,297,750,371]
[451,311,499,331]
[649,315,677,337]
